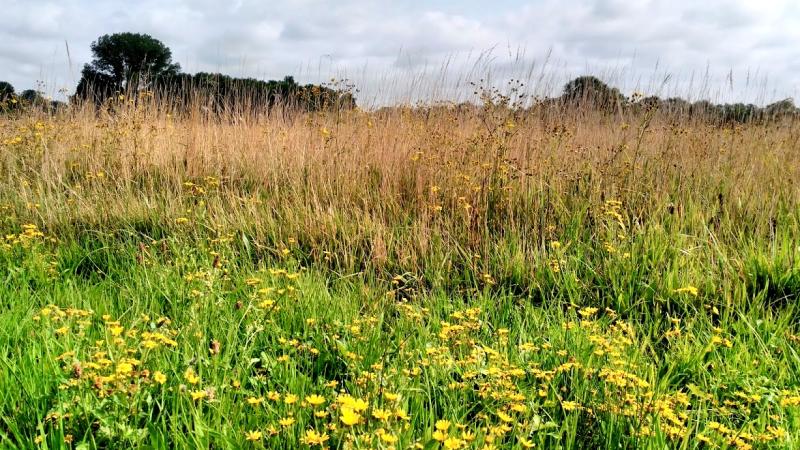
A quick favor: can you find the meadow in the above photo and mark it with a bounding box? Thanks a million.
[1,88,799,449]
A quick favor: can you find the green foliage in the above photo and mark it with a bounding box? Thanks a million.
[157,73,356,112]
[0,81,17,112]
[559,76,799,123]
[90,32,179,84]
[0,204,799,448]
[20,89,45,106]
[562,76,626,112]
[0,81,14,100]
[75,32,179,101]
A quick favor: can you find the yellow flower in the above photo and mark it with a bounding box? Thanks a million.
[247,396,264,406]
[435,419,451,431]
[444,437,464,449]
[279,417,296,427]
[153,371,167,384]
[116,362,133,376]
[301,429,330,446]
[510,403,527,413]
[305,394,325,406]
[432,430,448,442]
[338,394,368,412]
[380,433,398,444]
[675,286,699,296]
[184,368,200,385]
[372,408,392,421]
[284,394,298,404]
[562,401,581,411]
[395,408,410,421]
[190,390,207,401]
[519,437,536,448]
[496,411,514,423]
[245,430,262,441]
[340,407,362,426]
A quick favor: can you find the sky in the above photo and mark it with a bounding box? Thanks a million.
[2,0,799,105]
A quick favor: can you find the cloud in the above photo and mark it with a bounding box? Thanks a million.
[0,0,797,104]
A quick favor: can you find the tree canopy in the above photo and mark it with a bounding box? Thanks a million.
[562,76,625,112]
[0,81,16,112]
[0,81,14,100]
[76,33,180,101]
[88,32,179,85]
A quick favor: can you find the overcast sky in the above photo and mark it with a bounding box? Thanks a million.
[2,0,799,105]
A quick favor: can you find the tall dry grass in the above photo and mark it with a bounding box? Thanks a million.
[1,89,799,299]
[4,93,798,229]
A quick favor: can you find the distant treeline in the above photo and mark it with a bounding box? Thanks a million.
[74,71,357,113]
[551,76,798,124]
[2,72,797,124]
[0,81,63,112]
[1,31,797,122]
[1,32,356,115]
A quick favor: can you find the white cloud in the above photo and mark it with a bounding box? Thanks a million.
[1,0,797,104]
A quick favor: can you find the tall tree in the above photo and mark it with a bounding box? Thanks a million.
[75,32,180,101]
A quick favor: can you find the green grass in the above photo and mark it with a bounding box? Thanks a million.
[1,198,799,449]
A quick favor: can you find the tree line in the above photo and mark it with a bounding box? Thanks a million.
[1,33,797,123]
[0,81,60,112]
[558,75,798,123]
[2,32,356,114]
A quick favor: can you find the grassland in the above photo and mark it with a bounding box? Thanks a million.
[1,92,799,449]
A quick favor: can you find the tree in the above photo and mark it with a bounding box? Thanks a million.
[719,103,757,124]
[75,66,117,103]
[0,81,16,112]
[562,76,626,112]
[0,81,14,100]
[764,98,797,120]
[20,89,49,107]
[75,32,180,101]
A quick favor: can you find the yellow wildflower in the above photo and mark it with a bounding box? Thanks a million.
[153,371,167,384]
[245,430,262,441]
[340,407,362,426]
